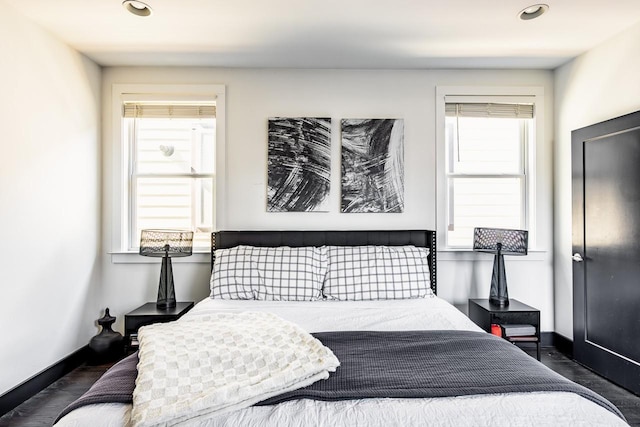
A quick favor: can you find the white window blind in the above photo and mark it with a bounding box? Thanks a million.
[123,103,216,119]
[445,102,534,119]
[445,101,533,248]
[124,102,216,250]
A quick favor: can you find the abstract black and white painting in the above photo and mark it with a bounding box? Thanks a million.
[267,117,331,212]
[341,119,404,213]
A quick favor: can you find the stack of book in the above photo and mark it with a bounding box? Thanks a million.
[501,324,537,341]
[130,333,139,347]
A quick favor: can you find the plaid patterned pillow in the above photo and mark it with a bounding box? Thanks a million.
[323,245,432,300]
[210,246,326,301]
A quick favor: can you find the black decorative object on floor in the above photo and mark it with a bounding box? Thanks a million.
[88,308,124,365]
[139,229,194,309]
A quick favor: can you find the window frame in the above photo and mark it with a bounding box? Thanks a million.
[436,87,544,252]
[110,84,226,263]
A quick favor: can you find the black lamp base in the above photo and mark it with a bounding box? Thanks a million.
[157,255,176,309]
[489,253,509,307]
[489,296,510,307]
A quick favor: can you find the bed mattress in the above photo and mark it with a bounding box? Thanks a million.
[54,297,628,427]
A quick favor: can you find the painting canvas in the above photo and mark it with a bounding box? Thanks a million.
[341,118,404,213]
[267,117,331,212]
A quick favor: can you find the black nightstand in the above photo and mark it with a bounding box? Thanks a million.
[124,302,195,348]
[468,298,541,360]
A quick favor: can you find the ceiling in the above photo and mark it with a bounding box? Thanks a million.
[5,0,640,69]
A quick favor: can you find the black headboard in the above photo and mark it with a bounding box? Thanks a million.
[211,230,437,294]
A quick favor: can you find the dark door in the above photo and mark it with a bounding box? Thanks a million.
[572,110,640,395]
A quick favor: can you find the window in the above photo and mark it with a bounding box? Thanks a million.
[442,96,536,249]
[112,84,225,257]
[124,104,215,250]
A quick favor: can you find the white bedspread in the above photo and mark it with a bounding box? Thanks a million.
[132,312,339,427]
[54,297,629,427]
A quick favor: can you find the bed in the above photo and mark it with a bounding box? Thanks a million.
[54,230,628,427]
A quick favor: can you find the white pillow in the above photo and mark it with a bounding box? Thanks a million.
[210,245,326,301]
[323,245,432,300]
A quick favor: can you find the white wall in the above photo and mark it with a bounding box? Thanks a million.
[102,67,554,332]
[0,3,102,395]
[553,22,640,339]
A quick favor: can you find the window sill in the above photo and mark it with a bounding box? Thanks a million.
[110,251,211,264]
[437,250,548,262]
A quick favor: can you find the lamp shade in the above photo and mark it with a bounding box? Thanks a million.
[139,229,194,258]
[473,228,528,256]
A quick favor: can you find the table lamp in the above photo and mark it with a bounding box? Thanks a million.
[139,229,193,309]
[473,227,528,307]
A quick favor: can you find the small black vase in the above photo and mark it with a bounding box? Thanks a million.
[88,308,124,365]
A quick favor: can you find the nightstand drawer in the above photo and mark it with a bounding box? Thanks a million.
[124,301,194,348]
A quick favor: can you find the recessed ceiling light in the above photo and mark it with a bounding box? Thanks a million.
[518,4,549,20]
[123,0,152,17]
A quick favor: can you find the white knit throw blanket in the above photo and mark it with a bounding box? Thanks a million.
[130,312,340,427]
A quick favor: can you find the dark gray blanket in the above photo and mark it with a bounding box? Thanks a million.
[55,331,625,423]
[56,351,138,422]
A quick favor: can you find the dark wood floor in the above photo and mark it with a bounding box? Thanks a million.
[1,347,640,426]
[537,349,640,426]
[0,360,113,427]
